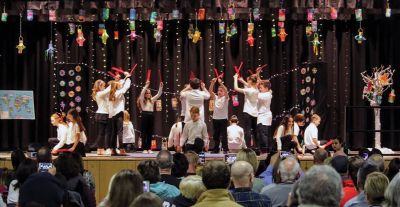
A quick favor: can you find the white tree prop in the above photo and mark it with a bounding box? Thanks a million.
[361,66,395,148]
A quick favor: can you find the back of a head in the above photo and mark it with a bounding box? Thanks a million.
[313,148,328,164]
[156,150,173,170]
[348,156,365,185]
[384,172,400,207]
[137,160,160,183]
[54,152,80,180]
[172,152,189,177]
[331,155,349,175]
[185,151,199,165]
[231,161,254,185]
[16,159,38,188]
[129,192,163,207]
[236,149,259,174]
[108,169,144,207]
[298,165,342,207]
[368,154,385,172]
[357,160,380,191]
[179,175,206,200]
[202,160,230,189]
[37,147,52,163]
[364,172,389,206]
[385,158,400,181]
[11,149,26,170]
[279,156,301,183]
[189,78,200,89]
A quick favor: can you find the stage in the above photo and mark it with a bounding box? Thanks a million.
[1,151,399,204]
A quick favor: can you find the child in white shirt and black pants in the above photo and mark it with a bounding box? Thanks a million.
[257,80,273,153]
[227,115,246,153]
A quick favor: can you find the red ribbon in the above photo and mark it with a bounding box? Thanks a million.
[147,69,151,81]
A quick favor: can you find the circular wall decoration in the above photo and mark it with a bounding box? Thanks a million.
[68,81,75,87]
[301,68,307,74]
[312,67,318,74]
[59,80,66,87]
[68,91,75,98]
[75,96,82,103]
[75,75,82,82]
[76,106,81,112]
[300,89,306,95]
[75,65,82,72]
[75,86,81,92]
[69,101,76,107]
[68,70,75,76]
[59,70,66,77]
[60,91,66,97]
[305,76,311,83]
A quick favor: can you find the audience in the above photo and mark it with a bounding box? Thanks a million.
[348,156,365,186]
[261,155,300,207]
[156,150,181,188]
[298,165,342,207]
[166,175,206,207]
[193,160,241,207]
[330,155,358,207]
[99,169,143,207]
[236,149,265,193]
[231,161,272,207]
[368,154,385,172]
[185,151,199,176]
[383,172,400,207]
[364,172,389,207]
[384,158,400,181]
[130,192,163,207]
[36,147,52,163]
[332,137,347,157]
[7,158,37,206]
[313,148,328,165]
[172,152,189,178]
[137,160,180,199]
[10,149,26,172]
[286,180,300,207]
[259,153,280,186]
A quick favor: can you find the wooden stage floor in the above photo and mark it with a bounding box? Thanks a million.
[1,151,399,204]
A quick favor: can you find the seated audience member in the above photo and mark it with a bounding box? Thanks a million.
[227,115,246,153]
[71,153,96,193]
[261,155,301,207]
[179,106,209,154]
[331,156,358,207]
[99,169,143,207]
[286,180,300,207]
[236,149,265,193]
[11,149,26,172]
[0,168,12,205]
[332,137,347,157]
[385,158,400,181]
[172,152,189,179]
[7,159,37,206]
[193,160,241,207]
[156,150,181,188]
[364,172,389,207]
[259,153,280,186]
[303,114,323,151]
[54,152,95,207]
[36,147,52,164]
[185,151,199,176]
[344,160,381,207]
[166,175,206,207]
[298,165,342,207]
[313,148,329,165]
[348,156,365,186]
[231,161,272,207]
[137,160,180,199]
[383,172,400,207]
[18,172,65,207]
[130,192,163,207]
[368,154,385,172]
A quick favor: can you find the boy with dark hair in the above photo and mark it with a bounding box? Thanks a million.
[180,78,210,123]
[178,107,209,154]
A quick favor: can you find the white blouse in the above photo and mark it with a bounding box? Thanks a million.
[66,122,87,145]
[181,89,211,123]
[95,86,111,114]
[122,122,135,143]
[53,124,68,150]
[168,122,183,148]
[108,79,131,118]
[139,85,163,112]
[243,87,259,117]
[257,91,273,126]
[212,95,229,120]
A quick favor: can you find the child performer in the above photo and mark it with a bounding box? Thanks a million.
[138,81,163,154]
[66,108,87,157]
[257,80,273,153]
[167,116,183,151]
[122,110,135,152]
[108,72,131,155]
[180,78,210,124]
[227,115,246,153]
[178,106,209,154]
[50,112,68,154]
[304,114,324,152]
[208,78,229,153]
[91,80,110,155]
[233,73,259,149]
[273,115,294,153]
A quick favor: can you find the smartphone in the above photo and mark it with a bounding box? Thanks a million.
[225,154,237,164]
[361,152,369,160]
[199,152,206,164]
[29,151,37,158]
[280,151,290,158]
[143,181,150,192]
[38,162,53,173]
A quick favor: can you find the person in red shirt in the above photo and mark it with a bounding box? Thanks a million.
[331,155,358,207]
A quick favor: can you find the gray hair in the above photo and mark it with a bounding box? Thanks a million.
[383,172,400,207]
[279,156,301,183]
[156,150,173,169]
[298,165,343,207]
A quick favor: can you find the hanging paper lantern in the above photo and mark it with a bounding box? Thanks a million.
[171,97,178,110]
[45,40,56,60]
[102,8,110,21]
[154,30,162,42]
[219,22,225,34]
[188,24,195,39]
[209,99,215,112]
[306,26,313,36]
[278,28,288,42]
[307,9,314,22]
[150,11,157,25]
[386,6,391,18]
[114,31,119,40]
[230,23,238,35]
[355,9,363,21]
[128,30,138,41]
[156,100,162,111]
[271,27,276,37]
[157,20,163,31]
[69,23,76,35]
[388,89,396,103]
[311,33,321,55]
[76,26,85,47]
[1,12,7,22]
[279,9,286,22]
[78,9,85,22]
[246,33,255,46]
[247,22,254,34]
[101,29,109,45]
[172,9,180,19]
[27,10,34,21]
[232,94,239,107]
[192,29,201,43]
[16,37,26,54]
[330,7,338,20]
[49,9,56,22]
[198,8,206,20]
[278,21,284,28]
[354,28,366,44]
[228,7,235,20]
[312,21,318,32]
[98,23,105,35]
[253,8,260,21]
[129,21,135,31]
[129,8,137,21]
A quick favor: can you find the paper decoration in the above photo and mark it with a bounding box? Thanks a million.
[128,30,138,41]
[76,26,85,47]
[253,8,260,21]
[330,7,338,20]
[78,9,85,22]
[172,9,180,19]
[129,21,135,31]
[114,30,119,40]
[1,12,7,22]
[311,33,321,55]
[102,8,110,21]
[129,8,137,21]
[385,1,391,18]
[171,97,178,110]
[192,29,201,43]
[248,22,254,34]
[188,24,194,39]
[312,21,318,32]
[354,28,366,44]
[27,10,33,21]
[68,23,76,35]
[98,23,105,35]
[198,8,206,20]
[101,29,109,45]
[49,9,56,21]
[230,23,238,35]
[209,99,214,111]
[278,28,288,42]
[154,29,162,43]
[232,94,239,107]
[271,27,277,37]
[156,100,162,111]
[150,11,157,25]
[355,9,363,21]
[45,40,56,60]
[279,9,286,22]
[306,26,313,36]
[307,9,314,22]
[157,20,164,31]
[219,22,225,34]
[388,89,396,103]
[16,37,26,54]
[228,7,235,20]
[246,33,255,46]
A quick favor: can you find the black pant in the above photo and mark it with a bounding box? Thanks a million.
[108,111,124,149]
[212,119,228,151]
[95,113,108,149]
[243,113,257,148]
[141,111,154,150]
[257,124,271,151]
[64,142,86,157]
[184,138,204,154]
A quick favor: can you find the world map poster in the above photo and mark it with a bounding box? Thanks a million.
[0,90,35,120]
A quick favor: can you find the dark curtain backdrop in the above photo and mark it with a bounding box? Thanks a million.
[1,16,400,151]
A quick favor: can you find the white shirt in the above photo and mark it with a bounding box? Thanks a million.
[108,78,131,118]
[304,122,318,148]
[180,120,208,146]
[274,125,293,151]
[122,122,135,143]
[257,91,272,125]
[227,124,246,150]
[139,85,163,112]
[212,95,229,120]
[7,180,18,205]
[294,123,300,136]
[95,86,111,114]
[180,96,186,116]
[53,124,68,150]
[181,89,211,123]
[66,122,87,145]
[243,87,259,117]
[168,122,183,148]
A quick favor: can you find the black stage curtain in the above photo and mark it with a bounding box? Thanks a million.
[1,16,400,151]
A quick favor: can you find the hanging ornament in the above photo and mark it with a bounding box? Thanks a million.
[27,9,34,21]
[198,8,206,20]
[388,89,396,103]
[171,97,178,110]
[278,28,288,42]
[246,33,255,46]
[330,7,338,20]
[78,9,85,22]
[311,21,318,32]
[354,28,366,44]
[16,13,25,54]
[307,9,314,22]
[232,94,239,107]
[101,28,109,45]
[129,8,137,21]
[311,33,321,55]
[253,8,260,21]
[219,22,225,34]
[157,20,163,31]
[385,1,391,18]
[271,27,277,37]
[355,9,363,22]
[228,7,236,20]
[306,26,313,36]
[45,40,56,60]
[150,11,157,25]
[114,30,119,40]
[230,23,238,35]
[68,23,76,35]
[192,29,201,43]
[188,24,194,39]
[278,9,286,22]
[225,26,232,42]
[102,8,110,21]
[156,100,162,111]
[76,26,85,47]
[49,9,56,22]
[128,30,138,41]
[154,29,162,43]
[98,23,105,35]
[129,20,135,31]
[172,9,180,19]
[1,5,7,22]
[209,99,215,112]
[248,22,254,34]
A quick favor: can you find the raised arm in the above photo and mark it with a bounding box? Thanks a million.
[201,82,211,100]
[234,74,245,94]
[208,78,217,100]
[139,81,150,101]
[218,79,229,99]
[180,84,192,95]
[151,82,163,101]
[96,86,111,99]
[118,78,131,95]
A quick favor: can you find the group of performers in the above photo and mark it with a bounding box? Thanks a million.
[49,67,327,156]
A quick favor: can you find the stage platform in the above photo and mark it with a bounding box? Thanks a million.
[1,151,399,204]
